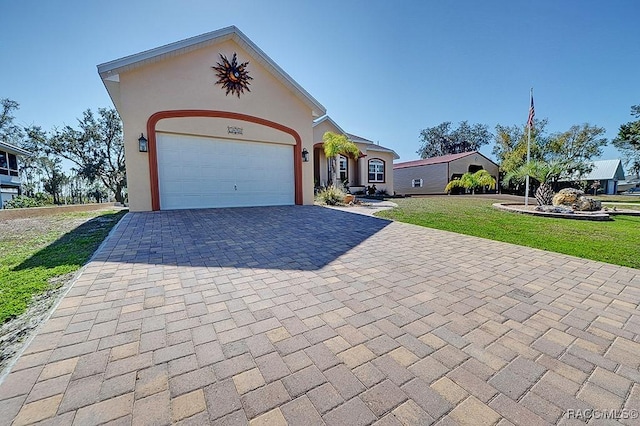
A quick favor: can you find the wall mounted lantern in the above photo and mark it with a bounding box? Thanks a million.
[302,148,309,162]
[138,133,148,152]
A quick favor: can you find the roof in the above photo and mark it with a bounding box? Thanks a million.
[312,117,400,159]
[346,133,374,144]
[0,141,30,156]
[394,151,497,169]
[580,159,625,181]
[97,26,326,118]
[346,133,399,159]
[313,116,347,135]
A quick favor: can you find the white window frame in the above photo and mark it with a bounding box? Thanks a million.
[412,178,423,188]
[0,151,18,177]
[368,159,385,183]
[339,155,348,182]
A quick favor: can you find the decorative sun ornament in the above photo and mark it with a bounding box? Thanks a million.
[212,53,253,97]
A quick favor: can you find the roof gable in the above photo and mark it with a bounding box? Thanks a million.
[581,159,625,180]
[394,151,497,169]
[312,116,399,159]
[98,26,326,118]
[313,116,347,136]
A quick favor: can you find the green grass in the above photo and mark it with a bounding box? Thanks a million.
[375,196,640,269]
[0,210,127,323]
[595,194,640,203]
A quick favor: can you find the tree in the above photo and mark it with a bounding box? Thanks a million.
[613,105,640,174]
[502,159,573,205]
[444,169,496,194]
[494,119,606,195]
[546,123,607,176]
[20,125,48,196]
[0,98,24,143]
[418,121,492,159]
[39,157,67,204]
[322,132,360,187]
[47,108,126,203]
[493,119,549,175]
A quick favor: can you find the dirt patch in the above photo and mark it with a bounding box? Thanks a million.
[0,207,124,375]
[0,274,73,373]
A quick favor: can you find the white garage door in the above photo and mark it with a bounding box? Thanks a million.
[157,133,294,210]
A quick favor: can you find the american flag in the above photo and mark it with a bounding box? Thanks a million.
[527,94,535,129]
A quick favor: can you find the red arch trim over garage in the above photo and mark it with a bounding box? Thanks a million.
[147,110,303,211]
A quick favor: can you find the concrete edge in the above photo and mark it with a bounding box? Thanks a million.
[493,203,612,221]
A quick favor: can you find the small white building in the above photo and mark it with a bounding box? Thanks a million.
[0,141,30,208]
[576,159,625,195]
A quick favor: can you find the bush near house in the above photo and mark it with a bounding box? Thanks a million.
[4,194,52,209]
[315,186,347,205]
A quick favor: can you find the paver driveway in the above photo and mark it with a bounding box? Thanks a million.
[1,206,640,425]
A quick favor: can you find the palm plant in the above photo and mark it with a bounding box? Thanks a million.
[322,132,360,187]
[445,169,496,194]
[502,159,570,205]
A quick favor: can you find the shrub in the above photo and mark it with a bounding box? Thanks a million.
[4,194,50,209]
[315,186,347,205]
[376,188,389,196]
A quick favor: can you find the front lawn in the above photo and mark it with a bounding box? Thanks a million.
[0,209,127,323]
[375,196,640,269]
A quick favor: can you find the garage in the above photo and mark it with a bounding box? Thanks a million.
[156,133,294,210]
[98,26,326,211]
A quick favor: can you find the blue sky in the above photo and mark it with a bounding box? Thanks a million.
[2,0,639,166]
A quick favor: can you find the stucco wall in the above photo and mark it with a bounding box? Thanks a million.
[359,151,394,194]
[117,39,314,211]
[312,122,395,193]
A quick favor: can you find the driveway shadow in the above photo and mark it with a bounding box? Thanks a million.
[95,206,391,271]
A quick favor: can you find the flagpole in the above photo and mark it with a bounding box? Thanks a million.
[525,88,533,206]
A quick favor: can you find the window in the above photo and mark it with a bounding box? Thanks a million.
[0,151,7,175]
[0,151,20,177]
[8,154,18,176]
[368,159,385,182]
[339,155,348,182]
[412,179,423,188]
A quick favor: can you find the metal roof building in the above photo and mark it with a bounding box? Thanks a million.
[579,159,625,194]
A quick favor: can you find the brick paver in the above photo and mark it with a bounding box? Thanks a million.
[1,206,640,424]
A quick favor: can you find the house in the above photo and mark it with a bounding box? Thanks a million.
[575,159,625,195]
[98,26,327,211]
[618,173,640,193]
[394,151,499,195]
[0,141,30,208]
[312,116,399,194]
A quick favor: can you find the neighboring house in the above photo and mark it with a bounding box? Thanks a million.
[312,116,399,194]
[394,151,499,195]
[0,141,30,209]
[572,159,625,195]
[98,26,326,211]
[618,173,640,193]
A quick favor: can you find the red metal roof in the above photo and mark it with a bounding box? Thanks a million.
[393,152,478,169]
